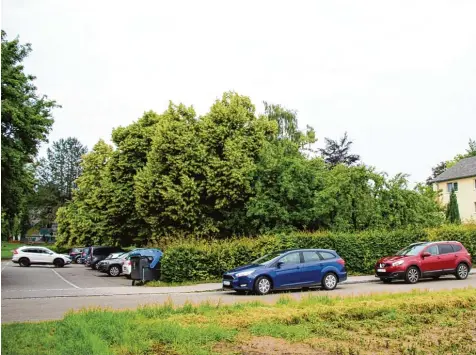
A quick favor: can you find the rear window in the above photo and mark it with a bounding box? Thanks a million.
[303,251,321,263]
[451,244,462,252]
[438,244,454,255]
[319,251,336,260]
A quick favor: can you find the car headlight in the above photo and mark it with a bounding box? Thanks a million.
[392,260,404,267]
[235,269,256,277]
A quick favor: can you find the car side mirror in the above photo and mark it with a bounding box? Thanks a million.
[422,252,431,258]
[276,261,284,269]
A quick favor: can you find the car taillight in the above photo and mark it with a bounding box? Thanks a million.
[337,258,345,266]
[13,249,18,254]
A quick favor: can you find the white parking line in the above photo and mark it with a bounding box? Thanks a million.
[1,262,11,272]
[51,269,81,289]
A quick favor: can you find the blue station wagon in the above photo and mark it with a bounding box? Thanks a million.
[222,249,347,295]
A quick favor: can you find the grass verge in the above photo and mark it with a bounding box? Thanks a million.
[2,288,476,355]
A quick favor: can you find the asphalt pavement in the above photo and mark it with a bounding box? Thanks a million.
[1,261,475,323]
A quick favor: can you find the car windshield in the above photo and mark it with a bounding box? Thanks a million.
[251,251,285,265]
[396,244,428,256]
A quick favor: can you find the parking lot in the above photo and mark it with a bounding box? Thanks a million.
[1,261,132,292]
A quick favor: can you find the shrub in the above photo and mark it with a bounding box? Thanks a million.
[159,225,476,282]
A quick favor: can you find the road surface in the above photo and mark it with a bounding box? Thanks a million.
[2,261,475,323]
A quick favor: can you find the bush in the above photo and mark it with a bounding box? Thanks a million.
[160,225,476,282]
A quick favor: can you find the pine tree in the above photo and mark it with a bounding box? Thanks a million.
[446,190,461,224]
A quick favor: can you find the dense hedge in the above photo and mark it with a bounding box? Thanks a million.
[160,225,476,282]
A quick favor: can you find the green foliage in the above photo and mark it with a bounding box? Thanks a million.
[30,137,88,229]
[319,132,360,167]
[446,190,461,224]
[56,140,114,246]
[56,92,443,246]
[1,31,59,239]
[4,289,475,355]
[160,225,476,282]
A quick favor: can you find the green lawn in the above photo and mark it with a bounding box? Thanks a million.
[1,242,21,259]
[1,242,54,259]
[2,288,475,355]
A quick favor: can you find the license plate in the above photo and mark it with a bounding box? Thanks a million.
[377,268,386,273]
[223,281,231,286]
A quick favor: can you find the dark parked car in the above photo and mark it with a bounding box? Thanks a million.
[68,248,84,263]
[375,241,472,284]
[79,246,93,265]
[87,246,125,270]
[222,249,347,295]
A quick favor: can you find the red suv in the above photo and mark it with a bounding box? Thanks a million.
[375,241,472,284]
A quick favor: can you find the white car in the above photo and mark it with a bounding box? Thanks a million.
[122,255,132,277]
[12,246,72,267]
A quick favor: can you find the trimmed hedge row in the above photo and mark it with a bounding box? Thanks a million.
[160,225,476,282]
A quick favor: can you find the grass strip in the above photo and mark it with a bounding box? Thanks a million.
[2,288,476,355]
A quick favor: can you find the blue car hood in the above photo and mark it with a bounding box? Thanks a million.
[226,264,265,274]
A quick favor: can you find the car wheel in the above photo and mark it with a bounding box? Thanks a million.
[75,256,81,264]
[54,258,65,268]
[455,263,469,280]
[405,266,420,284]
[254,276,272,295]
[108,265,121,277]
[322,272,338,290]
[19,258,30,267]
[91,263,97,270]
[381,278,392,284]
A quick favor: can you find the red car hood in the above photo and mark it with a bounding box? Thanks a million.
[378,255,411,264]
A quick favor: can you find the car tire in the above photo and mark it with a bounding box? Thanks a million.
[75,256,81,264]
[455,263,469,280]
[380,278,392,284]
[322,272,338,290]
[19,258,30,267]
[254,276,272,295]
[91,263,97,270]
[405,266,420,284]
[54,258,65,268]
[108,265,121,277]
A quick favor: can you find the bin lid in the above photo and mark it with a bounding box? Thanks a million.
[129,248,163,268]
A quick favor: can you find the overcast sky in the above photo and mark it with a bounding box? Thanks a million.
[3,0,476,184]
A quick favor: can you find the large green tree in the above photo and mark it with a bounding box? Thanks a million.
[56,92,444,246]
[55,140,113,246]
[1,30,59,238]
[135,93,276,239]
[30,137,87,229]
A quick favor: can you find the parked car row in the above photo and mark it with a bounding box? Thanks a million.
[222,240,472,295]
[76,246,163,279]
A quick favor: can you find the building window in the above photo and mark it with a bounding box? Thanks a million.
[447,182,458,192]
